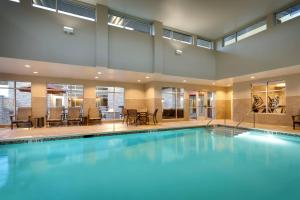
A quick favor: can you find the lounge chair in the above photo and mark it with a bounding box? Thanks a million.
[10,107,32,129]
[292,115,300,130]
[88,107,102,125]
[126,109,138,126]
[148,108,158,125]
[67,107,82,126]
[46,107,64,127]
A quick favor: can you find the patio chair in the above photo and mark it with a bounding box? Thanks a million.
[292,115,300,130]
[126,109,138,126]
[121,107,127,123]
[88,107,102,125]
[148,108,158,125]
[137,111,149,125]
[10,107,33,129]
[46,107,64,127]
[67,107,82,126]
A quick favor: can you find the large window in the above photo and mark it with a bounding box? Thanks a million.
[0,81,31,125]
[251,81,286,114]
[197,38,213,49]
[96,86,124,120]
[223,19,267,46]
[237,20,267,41]
[32,0,96,21]
[163,29,193,44]
[47,83,83,109]
[162,87,184,119]
[108,12,152,34]
[276,3,300,24]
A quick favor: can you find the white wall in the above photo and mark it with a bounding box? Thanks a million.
[216,16,300,79]
[0,0,96,67]
[108,27,153,73]
[163,39,216,79]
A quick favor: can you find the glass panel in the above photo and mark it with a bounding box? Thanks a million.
[96,86,124,120]
[197,38,213,49]
[108,14,152,34]
[237,20,267,41]
[207,91,216,119]
[16,82,31,109]
[163,29,172,39]
[197,92,206,118]
[57,0,96,21]
[32,0,56,12]
[276,4,300,23]
[173,31,192,44]
[251,83,267,113]
[162,87,184,119]
[176,89,185,118]
[267,81,286,113]
[223,33,236,46]
[0,81,15,125]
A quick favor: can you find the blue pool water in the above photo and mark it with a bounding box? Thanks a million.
[1,127,300,200]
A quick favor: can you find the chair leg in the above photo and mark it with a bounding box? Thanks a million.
[11,123,13,130]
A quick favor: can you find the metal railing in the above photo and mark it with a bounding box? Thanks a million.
[206,118,213,127]
[233,110,256,134]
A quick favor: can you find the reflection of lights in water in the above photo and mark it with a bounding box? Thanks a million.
[0,156,9,188]
[236,132,287,145]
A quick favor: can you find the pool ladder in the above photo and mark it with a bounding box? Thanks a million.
[233,111,255,134]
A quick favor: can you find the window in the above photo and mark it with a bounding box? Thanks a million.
[276,3,300,23]
[0,81,31,125]
[57,0,96,21]
[47,83,84,109]
[108,13,152,34]
[197,38,213,49]
[237,20,267,41]
[162,29,193,44]
[32,0,96,21]
[162,87,184,119]
[251,81,286,114]
[32,0,56,12]
[223,33,236,46]
[96,86,125,120]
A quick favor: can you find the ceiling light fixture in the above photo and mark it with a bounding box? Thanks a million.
[183,80,187,83]
[10,0,20,3]
[24,64,31,68]
[145,76,150,79]
[33,71,39,74]
[97,72,102,75]
[212,82,216,85]
[137,80,141,82]
[95,76,99,79]
[250,76,255,79]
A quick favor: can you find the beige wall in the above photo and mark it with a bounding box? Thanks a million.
[0,73,231,124]
[232,73,300,126]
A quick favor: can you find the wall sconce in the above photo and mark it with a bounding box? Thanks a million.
[64,26,74,35]
[175,49,183,55]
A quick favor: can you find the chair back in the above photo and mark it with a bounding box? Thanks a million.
[16,107,32,121]
[127,109,137,117]
[138,108,147,113]
[68,107,81,119]
[48,107,63,120]
[88,107,101,119]
[122,107,127,115]
[153,108,158,117]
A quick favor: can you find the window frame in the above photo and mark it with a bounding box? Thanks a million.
[196,38,214,49]
[275,3,300,24]
[161,87,185,119]
[162,28,193,45]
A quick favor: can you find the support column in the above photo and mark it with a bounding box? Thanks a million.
[31,79,47,119]
[153,21,164,73]
[83,82,96,116]
[96,4,109,68]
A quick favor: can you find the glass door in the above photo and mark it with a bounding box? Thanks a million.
[207,91,216,119]
[189,94,197,119]
[197,92,206,119]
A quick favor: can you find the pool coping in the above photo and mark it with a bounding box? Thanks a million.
[0,124,299,145]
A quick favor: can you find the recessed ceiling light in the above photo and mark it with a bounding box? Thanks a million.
[97,72,102,75]
[95,76,99,79]
[227,84,231,87]
[24,64,31,68]
[137,80,141,82]
[250,76,255,79]
[145,76,150,79]
[183,80,187,83]
[212,82,216,85]
[33,71,39,74]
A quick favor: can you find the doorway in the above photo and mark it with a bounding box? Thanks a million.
[189,91,216,120]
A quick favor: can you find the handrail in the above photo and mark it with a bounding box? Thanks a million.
[234,111,255,132]
[206,118,213,127]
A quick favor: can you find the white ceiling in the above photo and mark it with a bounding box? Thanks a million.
[1,57,300,87]
[80,0,294,39]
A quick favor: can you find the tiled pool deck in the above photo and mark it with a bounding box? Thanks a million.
[0,120,300,144]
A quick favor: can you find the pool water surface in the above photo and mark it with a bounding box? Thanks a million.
[0,127,300,200]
